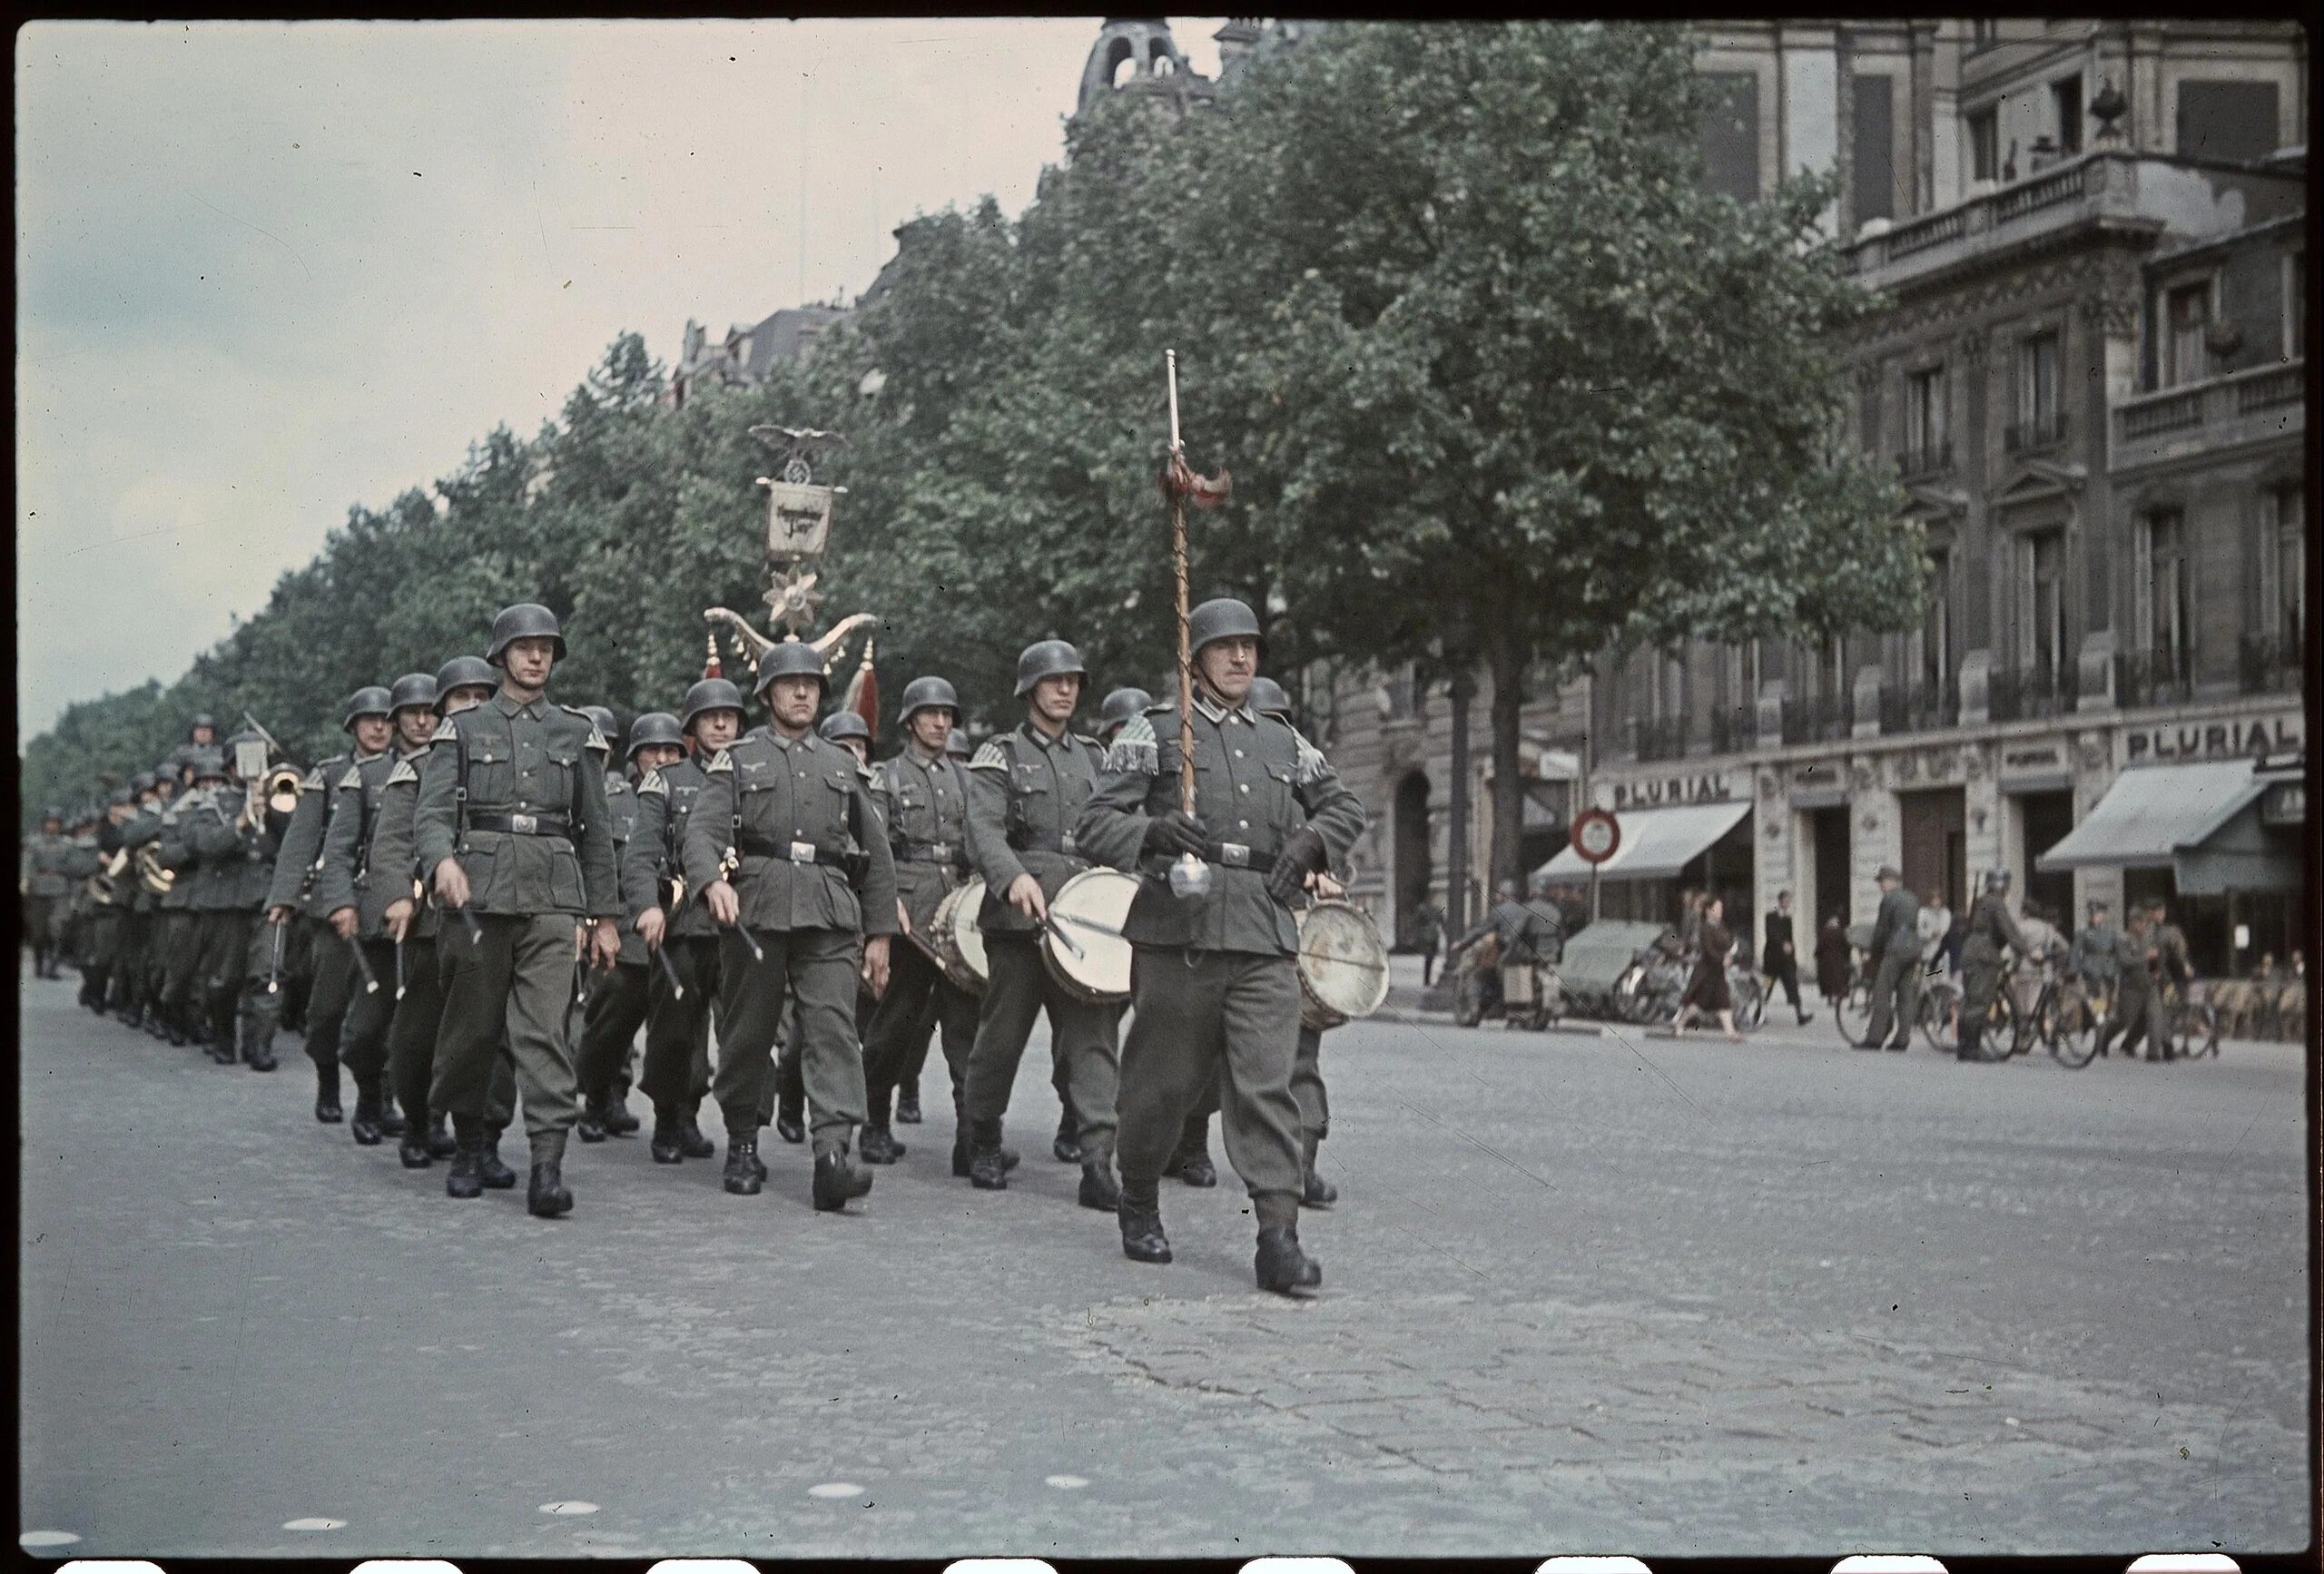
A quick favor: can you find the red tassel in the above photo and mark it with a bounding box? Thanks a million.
[704,629,723,681]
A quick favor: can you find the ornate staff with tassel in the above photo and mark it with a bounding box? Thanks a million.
[1159,349,1233,899]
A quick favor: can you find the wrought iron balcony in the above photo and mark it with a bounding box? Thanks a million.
[1635,715,1689,763]
[1780,691,1855,747]
[1989,659,2078,723]
[1877,676,1962,736]
[2239,632,2302,697]
[2004,409,2067,454]
[2115,646,2193,710]
[1709,703,1756,756]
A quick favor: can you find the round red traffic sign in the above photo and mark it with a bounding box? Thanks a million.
[1570,808,1620,866]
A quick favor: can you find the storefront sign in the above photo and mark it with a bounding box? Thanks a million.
[1610,772,1733,812]
[1998,743,2072,792]
[1788,762,1847,810]
[2121,713,2301,766]
[2261,781,2305,826]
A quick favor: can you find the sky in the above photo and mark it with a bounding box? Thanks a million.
[15,18,1225,745]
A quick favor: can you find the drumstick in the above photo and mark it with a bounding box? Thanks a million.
[655,943,685,999]
[1041,911,1087,962]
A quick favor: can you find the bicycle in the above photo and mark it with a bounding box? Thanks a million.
[1915,959,1959,1052]
[1833,950,1876,1046]
[2160,979,2221,1060]
[2044,972,2105,1068]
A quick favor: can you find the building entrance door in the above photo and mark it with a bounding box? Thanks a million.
[1807,805,1852,928]
[2016,790,2075,924]
[1900,787,1966,917]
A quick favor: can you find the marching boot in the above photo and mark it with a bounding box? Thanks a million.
[313,1061,344,1124]
[602,1091,640,1136]
[650,1104,686,1164]
[812,1146,874,1212]
[858,1125,905,1166]
[576,1099,607,1144]
[349,1082,385,1146]
[1078,1159,1121,1212]
[723,1138,763,1195]
[1053,1107,1082,1165]
[527,1130,574,1219]
[445,1117,487,1199]
[676,1107,717,1159]
[1118,1180,1172,1264]
[398,1125,434,1169]
[1957,1024,1984,1063]
[427,1114,458,1159]
[895,1089,923,1125]
[1300,1132,1338,1209]
[376,1099,407,1138]
[1255,1225,1324,1296]
[478,1125,519,1190]
[242,1020,278,1073]
[968,1118,1009,1191]
[773,1092,806,1146]
[1174,1144,1218,1189]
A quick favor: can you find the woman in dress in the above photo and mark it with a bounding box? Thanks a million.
[1673,896,1741,1041]
[1815,911,1851,1008]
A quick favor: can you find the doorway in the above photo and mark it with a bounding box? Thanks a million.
[1899,787,1966,917]
[2016,790,2076,925]
[1808,805,1852,929]
[1393,771,1431,948]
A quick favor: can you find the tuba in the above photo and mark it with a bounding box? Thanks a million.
[263,765,304,817]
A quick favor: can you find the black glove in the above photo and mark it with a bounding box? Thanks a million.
[1265,826,1328,906]
[1141,809,1208,859]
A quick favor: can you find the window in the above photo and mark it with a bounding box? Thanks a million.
[1853,74,1895,223]
[2053,74,2083,155]
[1968,107,2000,182]
[2020,531,2067,677]
[1904,364,1949,473]
[1699,73,1761,202]
[2176,80,2280,163]
[2140,510,2191,677]
[2260,486,2305,645]
[2013,330,2062,447]
[1921,551,1952,692]
[2164,280,2211,387]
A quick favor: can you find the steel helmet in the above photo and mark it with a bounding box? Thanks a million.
[577,705,618,753]
[897,675,960,723]
[41,805,63,824]
[1187,596,1263,656]
[681,677,749,733]
[1013,640,1087,698]
[753,641,829,697]
[185,747,229,782]
[1246,675,1293,719]
[187,713,217,736]
[486,602,566,665]
[945,729,971,759]
[130,771,158,795]
[818,710,872,745]
[625,712,684,759]
[389,672,438,715]
[1098,687,1153,734]
[111,784,136,806]
[341,686,394,733]
[433,655,497,711]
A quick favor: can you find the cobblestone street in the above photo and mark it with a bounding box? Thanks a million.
[17,969,2309,1559]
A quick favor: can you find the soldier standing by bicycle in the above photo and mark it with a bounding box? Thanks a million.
[1955,871,2033,1063]
[1855,866,1922,1052]
[2094,903,2160,1062]
[2070,898,2120,1051]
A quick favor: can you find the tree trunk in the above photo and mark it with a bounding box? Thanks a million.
[1485,626,1526,896]
[1445,670,1474,938]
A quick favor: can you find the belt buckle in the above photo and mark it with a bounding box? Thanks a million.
[1060,830,1078,855]
[1220,842,1251,868]
[509,812,538,835]
[788,841,817,866]
[931,841,950,861]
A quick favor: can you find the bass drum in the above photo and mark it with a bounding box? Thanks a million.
[931,877,990,996]
[1295,900,1391,1031]
[1040,868,1137,1005]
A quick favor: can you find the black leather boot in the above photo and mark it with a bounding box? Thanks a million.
[968,1118,1009,1190]
[1256,1225,1323,1295]
[773,1094,806,1146]
[1078,1160,1121,1212]
[895,1090,923,1125]
[376,1099,407,1137]
[399,1126,434,1168]
[724,1138,763,1195]
[478,1126,518,1189]
[427,1114,457,1159]
[242,1021,277,1073]
[527,1131,573,1218]
[446,1117,486,1199]
[677,1108,717,1159]
[349,1083,384,1146]
[812,1146,874,1212]
[602,1093,640,1136]
[314,1061,344,1124]
[576,1100,607,1144]
[859,1126,905,1165]
[1174,1146,1218,1188]
[1118,1183,1171,1264]
[1053,1108,1082,1165]
[1300,1132,1337,1208]
[650,1104,686,1164]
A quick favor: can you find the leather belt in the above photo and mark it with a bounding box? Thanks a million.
[470,812,573,838]
[735,831,850,867]
[896,841,964,865]
[1149,841,1276,874]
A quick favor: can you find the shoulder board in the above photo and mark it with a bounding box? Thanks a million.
[559,704,611,753]
[1144,700,1177,716]
[300,768,327,792]
[636,768,668,798]
[338,764,365,791]
[968,741,1009,772]
[705,748,734,775]
[431,717,459,743]
[386,758,420,787]
[1285,723,1330,787]
[1103,713,1160,776]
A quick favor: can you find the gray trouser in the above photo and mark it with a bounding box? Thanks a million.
[641,934,720,1112]
[712,926,864,1158]
[1116,947,1303,1201]
[431,911,579,1142]
[389,934,516,1129]
[1863,949,1922,1046]
[1180,1019,1327,1151]
[961,936,1120,1166]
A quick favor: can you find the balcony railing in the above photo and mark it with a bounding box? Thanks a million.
[1634,715,1689,763]
[1989,658,2079,723]
[1780,691,1855,747]
[1709,703,1756,756]
[1898,437,1954,479]
[2239,632,2302,697]
[2004,409,2067,453]
[2238,364,2304,413]
[1878,676,1962,736]
[2115,359,2306,457]
[2116,647,2193,710]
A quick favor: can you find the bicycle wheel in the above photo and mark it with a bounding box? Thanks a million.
[1918,982,1959,1051]
[1836,982,1872,1045]
[2181,1002,2221,1059]
[1731,971,1766,1030]
[2048,984,2099,1068]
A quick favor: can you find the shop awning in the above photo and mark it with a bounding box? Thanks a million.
[2035,759,2267,872]
[2169,772,2306,896]
[1538,799,1751,883]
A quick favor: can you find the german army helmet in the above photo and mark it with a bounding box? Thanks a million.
[389,672,438,715]
[187,713,217,736]
[341,685,394,733]
[130,771,158,794]
[1098,686,1153,732]
[1246,675,1293,718]
[433,655,497,710]
[897,675,960,723]
[185,747,229,782]
[487,602,566,665]
[41,804,63,823]
[1188,596,1263,656]
[753,641,829,697]
[945,729,971,759]
[1014,640,1087,698]
[818,710,872,745]
[625,712,684,758]
[579,705,618,753]
[111,784,136,806]
[681,677,749,733]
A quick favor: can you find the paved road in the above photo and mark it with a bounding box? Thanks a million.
[17,967,2310,1559]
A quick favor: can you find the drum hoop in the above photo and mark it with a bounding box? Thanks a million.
[1295,900,1391,1018]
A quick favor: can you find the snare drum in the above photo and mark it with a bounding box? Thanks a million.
[1295,900,1391,1031]
[931,877,990,996]
[1039,868,1137,1005]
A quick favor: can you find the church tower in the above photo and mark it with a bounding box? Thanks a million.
[1076,18,1211,117]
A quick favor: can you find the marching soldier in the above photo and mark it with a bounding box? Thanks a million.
[1855,865,1923,1052]
[1078,596,1365,1294]
[1096,687,1154,749]
[107,773,165,1022]
[414,605,623,1217]
[1955,870,2033,1063]
[74,791,137,1014]
[628,677,746,1166]
[376,655,515,1171]
[22,808,76,978]
[857,675,980,1169]
[679,641,898,1210]
[958,639,1121,1207]
[2070,898,2121,1056]
[2146,897,2192,1060]
[153,749,227,1048]
[267,687,393,1119]
[319,674,441,1141]
[133,764,183,1034]
[2095,903,2159,1062]
[574,710,679,1141]
[187,731,292,1068]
